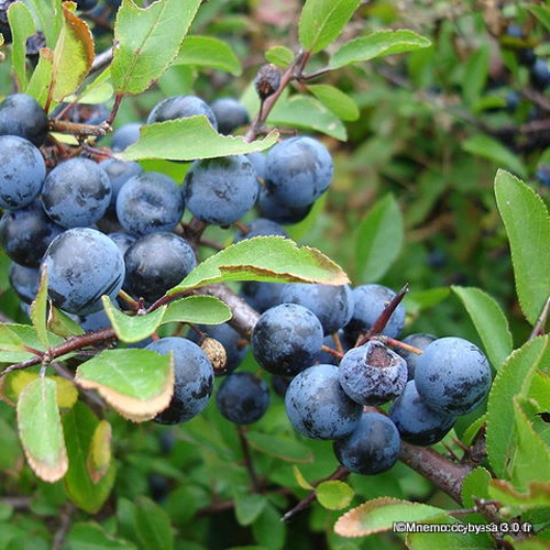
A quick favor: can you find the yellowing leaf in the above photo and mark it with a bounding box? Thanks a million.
[170,236,350,293]
[49,5,95,102]
[17,377,68,482]
[75,349,174,422]
[87,420,112,484]
[2,371,77,409]
[334,497,448,537]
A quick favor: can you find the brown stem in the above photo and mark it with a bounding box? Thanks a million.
[320,344,344,361]
[197,283,260,337]
[281,465,349,522]
[106,93,124,126]
[356,284,409,346]
[47,119,112,137]
[398,441,471,505]
[370,335,423,355]
[244,50,312,143]
[529,296,550,340]
[237,426,262,493]
[0,327,117,377]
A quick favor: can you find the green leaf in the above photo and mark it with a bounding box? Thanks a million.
[24,0,62,48]
[246,431,313,463]
[463,137,527,179]
[316,480,354,510]
[307,84,359,121]
[329,29,432,69]
[510,398,550,490]
[111,0,202,94]
[461,467,492,509]
[299,0,361,54]
[0,417,22,471]
[63,403,116,513]
[406,517,495,549]
[25,48,54,107]
[486,336,550,479]
[65,67,114,105]
[102,297,165,344]
[233,489,267,526]
[495,170,550,325]
[0,324,63,364]
[334,497,448,537]
[134,497,174,550]
[489,479,550,509]
[30,267,49,349]
[452,286,513,369]
[292,465,313,490]
[170,236,349,294]
[461,44,490,107]
[251,502,286,550]
[87,420,112,484]
[48,4,95,102]
[64,522,137,550]
[529,6,550,33]
[47,307,85,339]
[8,1,36,90]
[162,296,232,326]
[75,349,174,422]
[268,94,347,141]
[354,194,403,283]
[17,377,68,482]
[265,45,295,68]
[116,117,278,162]
[403,288,450,316]
[174,35,241,76]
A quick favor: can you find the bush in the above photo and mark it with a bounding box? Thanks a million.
[0,1,549,549]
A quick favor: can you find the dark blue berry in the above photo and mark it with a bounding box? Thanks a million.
[116,171,184,236]
[234,218,288,243]
[0,200,64,267]
[280,283,353,335]
[0,94,47,146]
[338,341,408,406]
[147,95,218,131]
[147,337,214,424]
[183,155,259,226]
[209,98,250,135]
[344,284,406,343]
[265,136,333,208]
[0,135,45,210]
[9,263,40,304]
[257,186,313,224]
[389,380,456,446]
[42,227,125,314]
[396,333,437,380]
[216,371,270,424]
[110,123,142,152]
[41,158,112,228]
[333,411,400,475]
[252,303,323,377]
[99,158,143,210]
[124,232,196,304]
[414,337,492,416]
[285,364,362,440]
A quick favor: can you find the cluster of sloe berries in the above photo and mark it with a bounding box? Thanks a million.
[227,281,493,476]
[0,78,493,478]
[0,84,340,427]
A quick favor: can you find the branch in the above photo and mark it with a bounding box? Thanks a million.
[398,441,471,504]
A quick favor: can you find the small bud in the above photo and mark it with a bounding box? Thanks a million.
[201,337,227,375]
[254,63,281,101]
